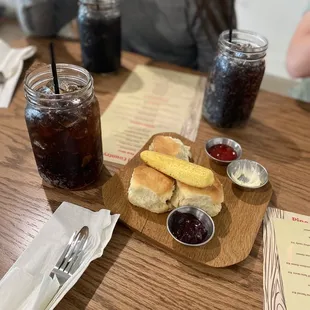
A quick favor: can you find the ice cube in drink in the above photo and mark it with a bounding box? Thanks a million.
[25,66,103,189]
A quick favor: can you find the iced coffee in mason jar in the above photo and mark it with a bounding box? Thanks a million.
[24,64,103,189]
[203,30,268,128]
[78,0,121,73]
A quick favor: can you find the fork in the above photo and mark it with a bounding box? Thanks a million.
[50,226,89,286]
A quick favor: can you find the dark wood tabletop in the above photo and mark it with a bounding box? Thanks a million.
[0,38,309,310]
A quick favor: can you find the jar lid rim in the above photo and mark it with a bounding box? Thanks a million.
[220,29,268,53]
[78,0,119,6]
[24,63,93,103]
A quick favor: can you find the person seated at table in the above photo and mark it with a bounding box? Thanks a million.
[286,5,310,102]
[16,0,236,72]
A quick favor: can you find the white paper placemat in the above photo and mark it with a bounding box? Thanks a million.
[100,65,206,165]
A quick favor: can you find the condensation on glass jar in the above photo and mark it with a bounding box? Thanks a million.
[24,64,103,189]
[203,30,268,128]
[78,0,121,73]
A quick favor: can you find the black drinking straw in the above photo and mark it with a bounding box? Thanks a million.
[49,42,60,94]
[229,0,234,42]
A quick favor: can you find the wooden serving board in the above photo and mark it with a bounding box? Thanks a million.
[102,133,272,267]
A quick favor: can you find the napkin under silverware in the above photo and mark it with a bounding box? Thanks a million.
[0,202,120,310]
[0,39,36,108]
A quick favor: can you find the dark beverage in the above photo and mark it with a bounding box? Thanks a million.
[78,0,121,74]
[203,30,268,128]
[24,64,103,189]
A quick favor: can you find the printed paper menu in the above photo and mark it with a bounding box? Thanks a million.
[100,65,206,165]
[263,207,310,310]
[273,218,310,310]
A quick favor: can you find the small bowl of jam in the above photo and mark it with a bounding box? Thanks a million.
[166,206,215,247]
[205,137,242,165]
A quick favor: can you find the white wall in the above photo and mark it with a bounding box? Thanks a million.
[236,0,309,79]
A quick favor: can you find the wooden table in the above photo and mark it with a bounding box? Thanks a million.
[1,38,310,310]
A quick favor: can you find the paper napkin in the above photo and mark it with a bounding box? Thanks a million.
[0,39,37,108]
[0,202,120,310]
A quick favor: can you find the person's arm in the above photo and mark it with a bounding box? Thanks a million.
[187,0,237,73]
[185,1,216,72]
[287,11,310,78]
[190,16,216,73]
[16,0,77,37]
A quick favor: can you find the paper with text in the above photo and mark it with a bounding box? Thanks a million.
[263,207,310,310]
[100,65,206,165]
[273,219,310,310]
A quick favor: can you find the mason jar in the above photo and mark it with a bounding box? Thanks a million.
[203,30,268,128]
[24,64,103,189]
[78,0,121,73]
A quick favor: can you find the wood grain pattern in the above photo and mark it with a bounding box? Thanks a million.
[0,38,310,309]
[102,133,272,267]
[263,207,286,310]
[263,207,310,310]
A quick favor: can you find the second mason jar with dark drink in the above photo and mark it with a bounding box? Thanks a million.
[78,0,121,74]
[24,64,103,190]
[203,30,268,128]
